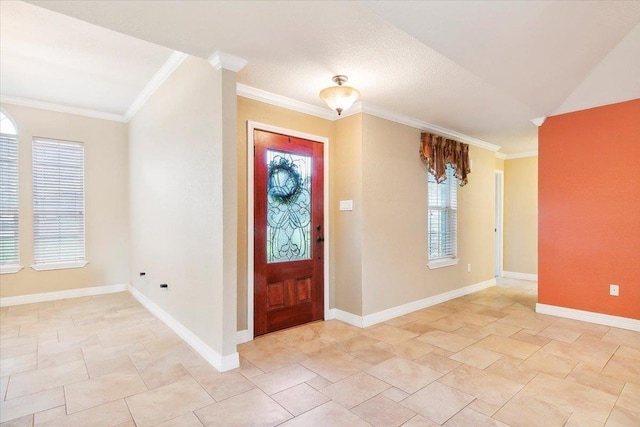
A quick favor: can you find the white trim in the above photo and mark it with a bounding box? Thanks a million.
[129,286,239,372]
[2,52,188,124]
[332,278,496,329]
[495,170,504,278]
[0,96,127,123]
[246,121,330,342]
[31,260,88,271]
[208,51,248,72]
[531,117,547,127]
[358,103,501,152]
[331,308,365,328]
[0,283,127,307]
[236,329,251,344]
[237,84,335,120]
[502,271,538,281]
[505,151,538,160]
[235,84,500,152]
[536,303,640,332]
[0,265,23,274]
[495,152,507,160]
[427,258,460,270]
[125,51,188,121]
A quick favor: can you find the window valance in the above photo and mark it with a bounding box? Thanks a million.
[420,132,470,187]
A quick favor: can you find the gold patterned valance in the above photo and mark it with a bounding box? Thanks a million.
[420,132,470,187]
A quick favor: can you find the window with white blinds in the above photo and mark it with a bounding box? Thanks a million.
[428,166,457,262]
[0,130,19,270]
[32,138,86,266]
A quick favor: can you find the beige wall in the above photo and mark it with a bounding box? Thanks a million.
[360,115,496,315]
[504,156,538,274]
[496,157,505,171]
[236,97,334,328]
[0,103,129,297]
[333,114,363,315]
[129,56,238,357]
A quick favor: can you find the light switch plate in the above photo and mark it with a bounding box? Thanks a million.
[339,200,353,211]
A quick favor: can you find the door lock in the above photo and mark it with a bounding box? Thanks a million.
[316,236,325,243]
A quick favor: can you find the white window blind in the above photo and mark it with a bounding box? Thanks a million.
[0,133,19,268]
[32,138,85,265]
[428,166,457,260]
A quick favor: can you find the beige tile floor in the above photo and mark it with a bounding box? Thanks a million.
[1,279,639,426]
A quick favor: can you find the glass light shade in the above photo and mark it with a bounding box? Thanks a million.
[319,85,360,115]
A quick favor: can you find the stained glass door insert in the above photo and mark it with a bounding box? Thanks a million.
[266,150,312,263]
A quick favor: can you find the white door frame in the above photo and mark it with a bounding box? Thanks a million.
[246,121,330,341]
[495,170,504,277]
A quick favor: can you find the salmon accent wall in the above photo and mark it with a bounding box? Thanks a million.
[538,99,640,320]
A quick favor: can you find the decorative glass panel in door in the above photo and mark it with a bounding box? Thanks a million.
[266,150,312,263]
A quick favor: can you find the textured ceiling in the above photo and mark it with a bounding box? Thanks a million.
[4,1,640,154]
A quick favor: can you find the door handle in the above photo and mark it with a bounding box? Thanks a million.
[316,236,325,243]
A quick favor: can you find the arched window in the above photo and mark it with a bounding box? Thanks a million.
[0,110,20,272]
[0,110,18,135]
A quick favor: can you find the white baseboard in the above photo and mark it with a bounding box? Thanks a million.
[331,278,497,329]
[536,303,640,332]
[0,283,128,307]
[502,271,538,281]
[331,308,365,328]
[128,286,239,372]
[236,329,251,344]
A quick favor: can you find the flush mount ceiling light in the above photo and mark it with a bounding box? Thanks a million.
[319,75,360,116]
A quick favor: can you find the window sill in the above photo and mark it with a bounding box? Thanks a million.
[1,265,24,274]
[31,261,88,271]
[428,257,459,270]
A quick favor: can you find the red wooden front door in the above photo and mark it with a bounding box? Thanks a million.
[254,129,324,336]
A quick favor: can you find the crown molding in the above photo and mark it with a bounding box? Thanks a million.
[504,151,538,159]
[208,51,248,72]
[125,51,188,121]
[237,84,336,120]
[531,116,547,127]
[496,152,507,160]
[357,103,501,152]
[237,84,501,152]
[0,96,127,123]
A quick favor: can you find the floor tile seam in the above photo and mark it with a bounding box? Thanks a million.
[489,374,561,424]
[317,367,395,397]
[398,379,473,426]
[349,391,418,419]
[247,364,314,393]
[600,383,633,427]
[65,376,148,415]
[273,398,320,421]
[3,375,16,402]
[192,406,209,426]
[121,397,137,426]
[152,385,221,426]
[187,364,251,404]
[518,342,578,374]
[61,384,69,417]
[435,368,530,414]
[346,393,407,425]
[331,372,394,399]
[6,363,89,402]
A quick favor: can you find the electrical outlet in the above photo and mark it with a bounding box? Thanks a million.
[610,284,619,297]
[467,264,471,273]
